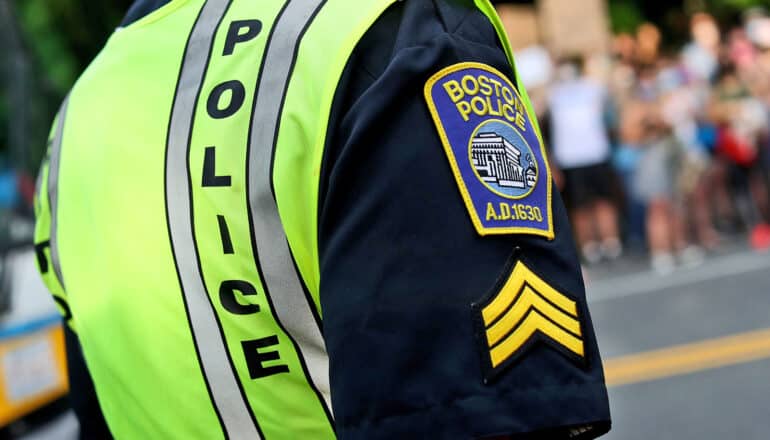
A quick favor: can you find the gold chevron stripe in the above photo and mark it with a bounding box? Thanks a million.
[482,262,577,326]
[479,261,584,368]
[486,285,582,346]
[489,310,585,368]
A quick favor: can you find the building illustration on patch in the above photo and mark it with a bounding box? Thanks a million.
[471,132,537,190]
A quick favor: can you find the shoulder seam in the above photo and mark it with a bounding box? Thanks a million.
[449,9,474,34]
[387,31,507,72]
[430,0,478,35]
[430,0,450,33]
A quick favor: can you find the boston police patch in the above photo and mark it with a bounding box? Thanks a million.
[424,62,554,238]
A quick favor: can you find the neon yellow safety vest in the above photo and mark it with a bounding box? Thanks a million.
[34,0,523,438]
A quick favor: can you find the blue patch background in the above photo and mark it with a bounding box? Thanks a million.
[428,65,551,235]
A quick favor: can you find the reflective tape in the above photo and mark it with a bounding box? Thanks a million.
[164,0,262,438]
[48,96,69,291]
[247,0,333,419]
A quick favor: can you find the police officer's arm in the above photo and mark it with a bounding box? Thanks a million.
[318,2,610,439]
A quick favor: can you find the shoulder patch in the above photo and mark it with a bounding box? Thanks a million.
[424,62,554,238]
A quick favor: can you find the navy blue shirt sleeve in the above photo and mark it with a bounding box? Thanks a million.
[319,1,611,439]
[119,0,171,27]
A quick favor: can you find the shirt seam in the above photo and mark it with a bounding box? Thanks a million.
[358,9,499,82]
[430,0,450,32]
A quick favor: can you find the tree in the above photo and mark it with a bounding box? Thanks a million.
[1,0,132,172]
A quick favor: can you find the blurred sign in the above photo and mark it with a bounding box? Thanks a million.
[0,321,68,427]
[539,0,610,55]
[3,338,58,402]
[497,4,540,50]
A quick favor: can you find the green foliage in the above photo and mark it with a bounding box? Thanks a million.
[611,0,770,34]
[17,0,78,94]
[2,0,132,171]
[694,0,770,22]
[711,0,770,8]
[17,0,132,94]
[609,0,646,34]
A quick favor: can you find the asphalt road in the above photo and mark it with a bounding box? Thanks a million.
[13,247,770,439]
[588,248,770,440]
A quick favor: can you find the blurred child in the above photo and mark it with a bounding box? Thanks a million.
[658,61,719,250]
[632,112,697,274]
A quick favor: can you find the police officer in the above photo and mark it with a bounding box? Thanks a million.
[34,0,611,438]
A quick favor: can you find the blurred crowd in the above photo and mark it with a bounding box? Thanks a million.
[519,10,770,274]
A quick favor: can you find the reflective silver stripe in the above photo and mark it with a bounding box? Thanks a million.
[165,1,261,438]
[48,96,69,291]
[247,0,333,415]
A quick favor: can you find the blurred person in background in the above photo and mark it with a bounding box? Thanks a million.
[635,23,661,67]
[621,58,703,273]
[739,12,770,249]
[679,15,736,247]
[610,33,648,249]
[711,63,770,248]
[683,13,721,83]
[729,22,770,242]
[657,58,718,252]
[728,27,758,74]
[631,104,696,274]
[548,57,622,264]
